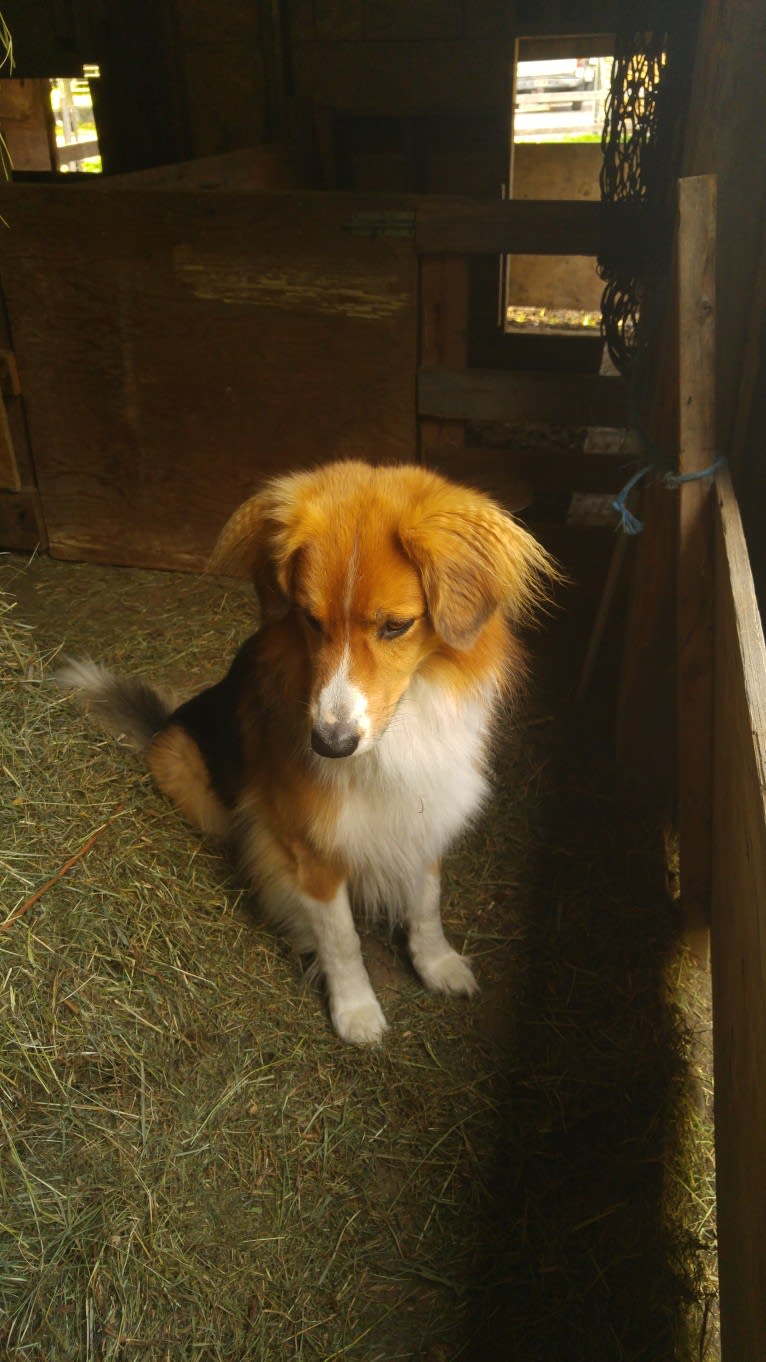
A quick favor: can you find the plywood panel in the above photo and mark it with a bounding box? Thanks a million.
[0,186,418,569]
[712,469,766,1362]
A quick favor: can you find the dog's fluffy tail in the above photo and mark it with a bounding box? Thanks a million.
[56,659,173,754]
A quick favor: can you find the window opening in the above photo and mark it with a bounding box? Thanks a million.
[506,42,612,334]
[51,69,101,173]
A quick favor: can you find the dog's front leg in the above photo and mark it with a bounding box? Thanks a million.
[406,864,478,997]
[303,884,388,1045]
[246,822,387,1045]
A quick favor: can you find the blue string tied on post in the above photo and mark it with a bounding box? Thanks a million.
[663,454,727,488]
[611,455,727,535]
[611,464,652,535]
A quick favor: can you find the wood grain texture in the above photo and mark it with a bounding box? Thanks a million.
[677,175,716,942]
[426,443,634,496]
[419,255,468,461]
[106,146,304,191]
[712,468,766,1362]
[0,487,46,550]
[0,77,56,172]
[0,391,19,491]
[0,186,419,569]
[681,0,766,457]
[291,39,509,118]
[418,367,628,428]
[416,197,603,256]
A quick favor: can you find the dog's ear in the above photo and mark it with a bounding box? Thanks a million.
[208,478,312,621]
[400,489,560,649]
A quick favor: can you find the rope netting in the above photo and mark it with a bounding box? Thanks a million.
[597,4,705,522]
[598,6,698,382]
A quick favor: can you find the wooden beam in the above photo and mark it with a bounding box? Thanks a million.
[418,367,628,428]
[55,139,101,167]
[427,443,637,496]
[711,468,766,1362]
[676,175,716,953]
[517,34,616,60]
[416,197,604,256]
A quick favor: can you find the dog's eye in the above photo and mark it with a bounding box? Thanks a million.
[380,618,415,640]
[302,609,323,634]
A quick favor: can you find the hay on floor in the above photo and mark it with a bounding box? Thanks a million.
[0,551,716,1361]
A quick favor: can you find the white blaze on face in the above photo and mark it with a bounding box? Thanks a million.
[313,534,373,752]
[316,644,371,737]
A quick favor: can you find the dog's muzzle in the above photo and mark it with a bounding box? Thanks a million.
[311,719,360,759]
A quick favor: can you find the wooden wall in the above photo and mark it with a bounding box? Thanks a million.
[679,0,766,616]
[681,12,766,1349]
[0,0,512,184]
[711,472,766,1362]
[0,184,418,568]
[0,80,56,171]
[610,3,766,1350]
[507,143,602,311]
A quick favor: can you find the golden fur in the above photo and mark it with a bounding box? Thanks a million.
[61,461,558,1045]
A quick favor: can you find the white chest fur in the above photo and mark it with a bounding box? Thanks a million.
[313,677,495,913]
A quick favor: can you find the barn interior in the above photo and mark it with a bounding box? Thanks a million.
[0,2,764,1359]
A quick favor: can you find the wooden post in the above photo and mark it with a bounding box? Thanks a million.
[677,174,716,958]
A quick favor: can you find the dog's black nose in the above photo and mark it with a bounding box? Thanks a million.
[311,721,360,759]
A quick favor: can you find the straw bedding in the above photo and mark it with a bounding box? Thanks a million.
[0,551,716,1360]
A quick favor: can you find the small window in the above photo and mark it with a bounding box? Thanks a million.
[514,55,609,144]
[505,41,612,333]
[50,71,102,174]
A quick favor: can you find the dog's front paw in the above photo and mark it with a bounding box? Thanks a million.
[331,994,388,1046]
[416,948,478,997]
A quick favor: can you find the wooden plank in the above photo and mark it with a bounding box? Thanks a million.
[677,175,716,951]
[681,0,766,460]
[419,255,468,461]
[0,487,47,550]
[729,218,766,614]
[291,39,510,119]
[107,145,303,191]
[0,350,21,397]
[418,367,628,428]
[416,197,605,255]
[0,390,19,491]
[0,186,418,570]
[426,443,637,496]
[471,327,604,373]
[517,34,616,60]
[0,306,29,492]
[711,468,766,1362]
[55,139,101,167]
[0,78,56,172]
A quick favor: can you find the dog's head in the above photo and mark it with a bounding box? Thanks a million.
[210,461,558,759]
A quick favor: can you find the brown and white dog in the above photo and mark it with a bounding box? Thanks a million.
[60,461,557,1044]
